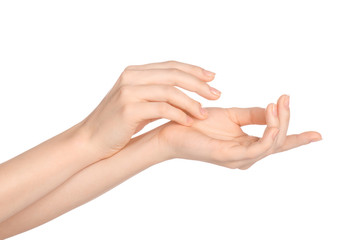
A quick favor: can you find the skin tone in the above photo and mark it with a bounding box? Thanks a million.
[0,61,321,238]
[0,60,217,223]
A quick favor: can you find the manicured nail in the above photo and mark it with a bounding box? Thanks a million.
[209,86,221,96]
[200,106,208,116]
[284,95,290,109]
[203,69,215,77]
[272,104,278,117]
[272,129,280,140]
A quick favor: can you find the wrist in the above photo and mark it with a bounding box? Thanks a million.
[62,122,102,164]
[133,127,170,165]
[67,121,172,166]
[153,123,180,161]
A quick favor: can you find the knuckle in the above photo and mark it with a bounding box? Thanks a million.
[192,65,204,75]
[193,101,201,111]
[124,65,136,71]
[120,103,134,117]
[118,86,133,101]
[160,86,176,102]
[157,102,169,115]
[163,85,175,96]
[165,60,178,66]
[120,68,136,81]
[120,70,129,80]
[168,67,182,75]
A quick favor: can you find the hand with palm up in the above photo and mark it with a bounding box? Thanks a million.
[155,94,322,169]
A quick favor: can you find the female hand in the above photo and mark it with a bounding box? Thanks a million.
[78,60,221,159]
[156,95,322,169]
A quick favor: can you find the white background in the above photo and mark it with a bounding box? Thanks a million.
[0,0,361,239]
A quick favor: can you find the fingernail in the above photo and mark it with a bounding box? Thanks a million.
[272,104,278,117]
[209,86,221,96]
[203,69,215,77]
[200,106,208,116]
[272,129,280,140]
[284,95,290,109]
[310,137,322,142]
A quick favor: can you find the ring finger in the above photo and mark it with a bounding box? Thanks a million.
[128,85,208,119]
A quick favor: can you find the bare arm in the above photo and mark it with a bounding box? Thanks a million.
[0,60,218,224]
[0,128,164,238]
[0,97,321,238]
[0,123,98,223]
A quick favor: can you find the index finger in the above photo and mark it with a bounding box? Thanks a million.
[124,60,215,82]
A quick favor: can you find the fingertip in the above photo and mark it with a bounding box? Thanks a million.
[273,104,279,117]
[186,115,194,126]
[284,94,290,109]
[199,107,209,119]
[265,103,273,122]
[310,132,322,142]
[266,103,273,114]
[281,94,289,99]
[314,131,322,138]
[277,94,290,110]
[266,103,276,115]
[203,69,216,79]
[277,94,284,102]
[209,86,221,98]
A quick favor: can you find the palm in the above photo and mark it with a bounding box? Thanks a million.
[185,107,245,140]
[157,103,321,169]
[158,107,259,163]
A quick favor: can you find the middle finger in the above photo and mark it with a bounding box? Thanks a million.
[120,68,221,100]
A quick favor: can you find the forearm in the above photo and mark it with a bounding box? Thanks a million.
[0,123,97,223]
[0,128,166,239]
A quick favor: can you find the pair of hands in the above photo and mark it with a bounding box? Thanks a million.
[79,60,321,169]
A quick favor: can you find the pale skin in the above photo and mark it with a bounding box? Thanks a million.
[0,61,321,238]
